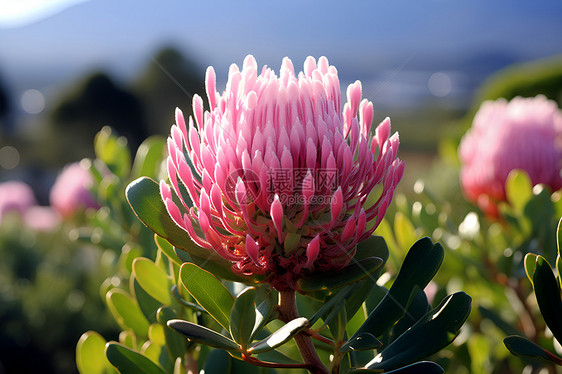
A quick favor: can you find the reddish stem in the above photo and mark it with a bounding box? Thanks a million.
[278,290,329,374]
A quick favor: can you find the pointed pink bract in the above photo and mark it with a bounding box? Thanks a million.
[160,56,403,290]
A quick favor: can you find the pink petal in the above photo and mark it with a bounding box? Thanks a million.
[245,234,261,266]
[305,235,320,268]
[270,194,284,243]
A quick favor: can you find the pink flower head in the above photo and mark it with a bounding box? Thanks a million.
[0,181,37,224]
[50,162,99,218]
[459,95,562,217]
[162,55,404,290]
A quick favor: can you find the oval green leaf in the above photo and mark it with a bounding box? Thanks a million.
[132,257,172,306]
[167,319,240,350]
[105,342,165,374]
[76,331,116,374]
[179,262,234,330]
[106,288,150,337]
[248,317,310,354]
[229,287,257,348]
[504,335,562,365]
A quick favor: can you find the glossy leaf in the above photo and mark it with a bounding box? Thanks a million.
[157,307,187,361]
[524,253,538,286]
[179,262,234,330]
[106,288,150,337]
[297,257,383,292]
[350,237,444,340]
[504,335,562,365]
[340,333,382,353]
[248,317,311,354]
[385,361,444,374]
[132,258,172,305]
[354,235,389,280]
[105,342,166,374]
[167,319,240,350]
[154,235,182,267]
[251,288,276,341]
[76,331,116,374]
[131,276,161,324]
[126,177,254,284]
[230,287,257,348]
[532,256,562,344]
[391,288,430,339]
[366,292,471,371]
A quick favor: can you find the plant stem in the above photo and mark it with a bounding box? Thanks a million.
[278,290,329,374]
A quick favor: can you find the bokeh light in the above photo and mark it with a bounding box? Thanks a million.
[20,89,45,114]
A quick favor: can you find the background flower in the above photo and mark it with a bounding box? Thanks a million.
[161,55,404,290]
[459,95,562,217]
[0,180,37,224]
[50,161,99,218]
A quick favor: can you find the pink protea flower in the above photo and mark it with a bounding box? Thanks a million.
[459,95,562,217]
[161,55,404,290]
[50,162,99,218]
[0,181,37,224]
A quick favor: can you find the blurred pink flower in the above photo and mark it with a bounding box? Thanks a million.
[0,180,37,224]
[459,95,562,217]
[23,206,61,231]
[50,162,99,218]
[161,55,404,290]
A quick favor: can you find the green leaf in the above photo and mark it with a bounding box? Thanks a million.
[154,235,182,267]
[504,335,562,365]
[157,307,187,361]
[76,331,116,374]
[524,253,539,286]
[350,237,444,340]
[355,235,389,280]
[367,292,471,371]
[105,342,166,374]
[340,333,382,353]
[384,361,444,374]
[391,288,430,339]
[131,275,161,324]
[248,317,311,354]
[167,319,240,350]
[532,256,562,344]
[131,136,165,179]
[126,177,255,284]
[505,169,533,213]
[230,287,257,348]
[298,257,383,292]
[179,262,234,330]
[251,288,276,341]
[346,361,444,373]
[106,288,150,337]
[309,284,357,326]
[132,257,172,305]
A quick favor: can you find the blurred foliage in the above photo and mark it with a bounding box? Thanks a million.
[378,170,562,374]
[0,215,117,374]
[133,47,205,136]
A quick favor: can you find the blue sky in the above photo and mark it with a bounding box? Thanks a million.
[1,0,561,107]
